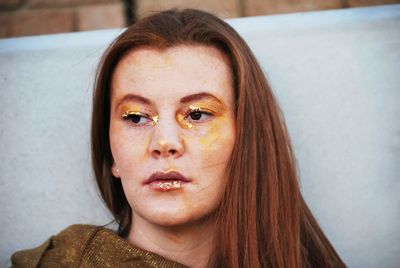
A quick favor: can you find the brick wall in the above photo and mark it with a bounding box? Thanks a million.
[134,0,400,18]
[0,0,125,38]
[1,0,399,38]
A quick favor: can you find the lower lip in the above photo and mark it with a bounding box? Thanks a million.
[148,180,187,192]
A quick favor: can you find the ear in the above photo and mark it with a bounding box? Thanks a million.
[111,163,120,178]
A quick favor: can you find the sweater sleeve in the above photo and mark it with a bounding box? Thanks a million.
[11,238,52,268]
[11,224,101,268]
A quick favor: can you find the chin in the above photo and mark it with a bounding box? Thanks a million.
[138,206,215,228]
[148,210,201,227]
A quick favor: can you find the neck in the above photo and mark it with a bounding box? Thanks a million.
[127,214,215,268]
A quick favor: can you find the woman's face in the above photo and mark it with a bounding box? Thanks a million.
[109,45,235,227]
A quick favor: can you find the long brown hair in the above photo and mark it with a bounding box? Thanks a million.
[91,9,346,268]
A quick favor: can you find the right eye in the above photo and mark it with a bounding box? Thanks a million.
[122,111,154,126]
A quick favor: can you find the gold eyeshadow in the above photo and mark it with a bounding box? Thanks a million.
[188,105,211,113]
[119,100,224,129]
[191,100,225,114]
[176,114,193,129]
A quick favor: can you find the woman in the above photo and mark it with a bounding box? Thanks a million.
[12,9,346,268]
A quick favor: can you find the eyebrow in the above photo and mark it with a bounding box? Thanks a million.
[115,93,153,110]
[180,92,223,105]
[115,91,223,111]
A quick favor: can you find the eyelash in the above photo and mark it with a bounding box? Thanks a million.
[184,108,213,122]
[122,111,154,126]
[121,108,214,126]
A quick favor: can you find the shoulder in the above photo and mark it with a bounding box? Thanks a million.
[11,224,103,268]
[12,224,188,268]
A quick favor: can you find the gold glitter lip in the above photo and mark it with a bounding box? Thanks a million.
[158,181,182,190]
[146,171,190,191]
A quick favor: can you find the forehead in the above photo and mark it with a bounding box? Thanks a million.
[110,45,234,104]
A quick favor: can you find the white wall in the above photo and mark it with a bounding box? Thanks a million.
[1,5,399,267]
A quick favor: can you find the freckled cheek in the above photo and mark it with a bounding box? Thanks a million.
[109,124,151,170]
[200,137,234,168]
[189,119,235,166]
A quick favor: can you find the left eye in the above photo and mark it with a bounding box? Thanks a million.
[186,109,212,121]
[189,111,202,120]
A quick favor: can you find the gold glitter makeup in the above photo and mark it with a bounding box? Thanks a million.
[177,114,193,129]
[158,181,182,190]
[189,104,217,114]
[188,105,211,115]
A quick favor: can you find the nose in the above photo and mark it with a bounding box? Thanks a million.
[148,119,185,159]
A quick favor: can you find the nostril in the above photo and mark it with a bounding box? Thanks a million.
[151,149,178,158]
[149,140,183,158]
[152,150,161,157]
